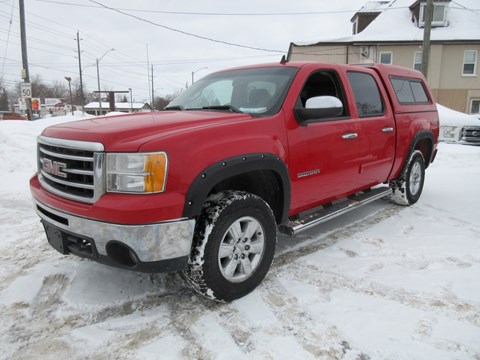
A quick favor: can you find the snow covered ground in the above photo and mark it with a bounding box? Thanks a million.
[0,115,479,359]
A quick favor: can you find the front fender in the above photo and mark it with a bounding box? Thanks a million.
[182,153,291,223]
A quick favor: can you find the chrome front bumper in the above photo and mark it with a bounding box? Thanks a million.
[34,199,195,272]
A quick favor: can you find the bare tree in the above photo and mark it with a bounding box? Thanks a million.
[0,78,10,111]
[49,81,68,98]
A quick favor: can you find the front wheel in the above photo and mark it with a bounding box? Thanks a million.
[390,150,425,206]
[184,191,277,302]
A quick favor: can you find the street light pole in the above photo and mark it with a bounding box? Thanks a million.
[128,88,133,113]
[76,31,85,113]
[64,76,73,115]
[96,48,115,115]
[96,58,101,114]
[192,67,208,85]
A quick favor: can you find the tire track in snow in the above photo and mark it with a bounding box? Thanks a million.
[285,263,480,327]
[259,275,367,359]
[270,203,480,327]
[3,273,187,359]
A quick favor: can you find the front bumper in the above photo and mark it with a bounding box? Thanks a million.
[34,199,195,273]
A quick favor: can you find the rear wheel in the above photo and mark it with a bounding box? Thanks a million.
[184,191,277,302]
[390,150,425,206]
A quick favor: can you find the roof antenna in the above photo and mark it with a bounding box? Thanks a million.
[280,55,288,64]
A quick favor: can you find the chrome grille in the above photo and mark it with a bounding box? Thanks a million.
[461,126,480,144]
[37,136,105,203]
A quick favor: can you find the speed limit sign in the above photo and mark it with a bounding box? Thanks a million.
[21,83,32,98]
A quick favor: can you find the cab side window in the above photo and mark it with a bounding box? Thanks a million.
[298,71,348,117]
[347,71,385,117]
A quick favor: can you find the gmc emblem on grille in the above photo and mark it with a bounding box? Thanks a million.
[41,158,67,178]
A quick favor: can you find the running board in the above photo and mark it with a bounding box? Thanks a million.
[278,187,392,236]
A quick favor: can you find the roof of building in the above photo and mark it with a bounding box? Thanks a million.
[84,102,150,110]
[293,0,480,45]
[357,1,392,13]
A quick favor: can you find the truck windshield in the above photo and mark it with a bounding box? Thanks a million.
[166,66,298,116]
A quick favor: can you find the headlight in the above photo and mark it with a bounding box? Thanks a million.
[106,152,168,193]
[442,126,456,139]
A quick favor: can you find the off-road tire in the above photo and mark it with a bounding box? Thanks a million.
[390,150,426,206]
[184,191,277,302]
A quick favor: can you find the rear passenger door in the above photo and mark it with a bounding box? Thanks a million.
[346,71,396,188]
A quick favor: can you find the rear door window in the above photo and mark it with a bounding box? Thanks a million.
[347,72,385,117]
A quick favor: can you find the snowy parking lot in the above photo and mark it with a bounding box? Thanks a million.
[1,115,479,359]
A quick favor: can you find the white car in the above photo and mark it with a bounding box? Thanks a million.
[437,104,480,145]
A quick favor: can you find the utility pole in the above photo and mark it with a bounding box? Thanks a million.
[421,0,434,78]
[19,0,32,120]
[76,31,85,112]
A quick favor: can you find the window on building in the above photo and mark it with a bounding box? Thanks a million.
[414,52,422,72]
[379,52,393,64]
[347,72,384,117]
[420,3,448,27]
[463,50,477,76]
[471,99,480,114]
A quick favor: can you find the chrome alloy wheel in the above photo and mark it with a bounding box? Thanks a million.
[409,161,422,196]
[218,216,265,283]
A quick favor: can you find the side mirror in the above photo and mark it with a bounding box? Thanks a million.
[295,96,343,125]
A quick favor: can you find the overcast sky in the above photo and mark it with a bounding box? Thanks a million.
[1,0,368,102]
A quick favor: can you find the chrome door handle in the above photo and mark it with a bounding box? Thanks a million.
[382,127,394,133]
[342,133,358,140]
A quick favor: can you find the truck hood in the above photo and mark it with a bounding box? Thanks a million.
[41,111,254,151]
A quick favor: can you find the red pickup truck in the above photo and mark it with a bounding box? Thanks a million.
[30,61,439,301]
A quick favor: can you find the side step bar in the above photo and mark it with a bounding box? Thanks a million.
[278,186,392,236]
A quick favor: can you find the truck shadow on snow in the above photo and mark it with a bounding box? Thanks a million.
[62,198,396,309]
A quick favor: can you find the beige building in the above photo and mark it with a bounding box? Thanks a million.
[287,0,480,115]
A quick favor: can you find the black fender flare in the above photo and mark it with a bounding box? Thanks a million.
[402,130,435,176]
[182,153,291,223]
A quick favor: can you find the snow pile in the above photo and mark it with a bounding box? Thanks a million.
[0,116,479,359]
[437,104,479,127]
[0,115,91,193]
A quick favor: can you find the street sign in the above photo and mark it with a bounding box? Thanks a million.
[21,83,32,98]
[18,98,27,110]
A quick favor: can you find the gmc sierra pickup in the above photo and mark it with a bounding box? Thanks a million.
[30,60,439,301]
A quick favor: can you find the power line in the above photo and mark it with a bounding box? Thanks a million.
[87,0,284,53]
[0,0,14,79]
[451,2,480,16]
[34,0,408,16]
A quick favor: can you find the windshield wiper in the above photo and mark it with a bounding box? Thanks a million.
[164,105,185,111]
[199,105,243,113]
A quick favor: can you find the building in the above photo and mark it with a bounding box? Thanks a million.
[84,102,152,116]
[287,0,480,114]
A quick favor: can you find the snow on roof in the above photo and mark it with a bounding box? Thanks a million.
[357,1,392,13]
[294,0,480,45]
[84,102,149,109]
